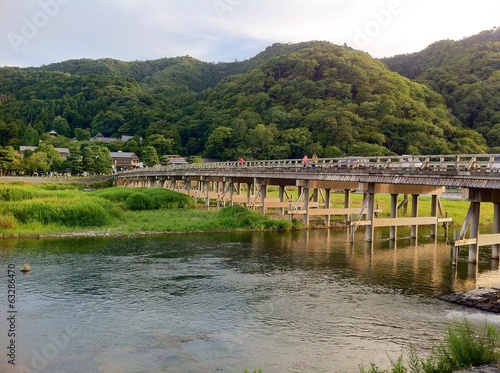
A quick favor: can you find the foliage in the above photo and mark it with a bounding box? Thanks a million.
[92,187,196,210]
[0,197,114,227]
[359,318,500,373]
[216,205,292,230]
[0,35,496,165]
[383,28,500,148]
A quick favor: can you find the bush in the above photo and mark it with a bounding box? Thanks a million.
[93,188,196,209]
[0,214,16,229]
[217,206,292,230]
[124,193,154,211]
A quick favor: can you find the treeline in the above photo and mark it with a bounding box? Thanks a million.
[0,34,498,162]
[383,27,500,150]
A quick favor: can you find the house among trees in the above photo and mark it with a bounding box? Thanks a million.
[110,151,140,169]
[19,146,70,158]
[91,133,120,142]
[166,155,188,165]
[91,133,142,143]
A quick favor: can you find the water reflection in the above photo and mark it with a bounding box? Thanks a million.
[1,229,500,373]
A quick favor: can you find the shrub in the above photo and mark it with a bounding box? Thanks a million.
[0,214,16,229]
[217,206,292,230]
[124,193,154,211]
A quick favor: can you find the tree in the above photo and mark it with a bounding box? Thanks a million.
[20,124,40,146]
[22,152,49,175]
[51,116,71,137]
[141,146,160,167]
[35,143,63,169]
[74,128,91,141]
[0,146,20,176]
[81,145,113,174]
[204,126,233,159]
[144,134,175,156]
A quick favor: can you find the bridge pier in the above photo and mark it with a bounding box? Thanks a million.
[411,194,419,239]
[453,189,500,264]
[390,194,398,240]
[494,203,500,259]
[365,183,375,242]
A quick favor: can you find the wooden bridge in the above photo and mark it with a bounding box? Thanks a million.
[115,154,500,264]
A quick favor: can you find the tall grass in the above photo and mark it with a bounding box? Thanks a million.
[0,197,118,227]
[359,318,500,373]
[91,187,196,210]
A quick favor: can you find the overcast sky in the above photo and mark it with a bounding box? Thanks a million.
[0,0,498,67]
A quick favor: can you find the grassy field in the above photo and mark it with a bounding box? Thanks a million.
[0,183,297,237]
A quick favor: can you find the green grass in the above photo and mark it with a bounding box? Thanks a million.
[0,185,297,236]
[359,318,500,373]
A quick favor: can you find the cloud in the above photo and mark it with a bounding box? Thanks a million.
[0,0,498,67]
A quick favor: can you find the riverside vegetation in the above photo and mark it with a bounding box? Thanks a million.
[0,182,296,237]
[0,182,492,237]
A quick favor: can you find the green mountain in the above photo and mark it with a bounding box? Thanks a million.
[382,28,500,149]
[0,39,491,160]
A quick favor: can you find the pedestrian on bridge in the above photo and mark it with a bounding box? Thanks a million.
[311,154,318,169]
[303,154,308,167]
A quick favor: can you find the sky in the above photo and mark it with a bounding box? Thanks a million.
[0,0,498,67]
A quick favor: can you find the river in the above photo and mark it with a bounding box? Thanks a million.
[1,228,500,373]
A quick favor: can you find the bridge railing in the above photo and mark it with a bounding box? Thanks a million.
[118,154,500,175]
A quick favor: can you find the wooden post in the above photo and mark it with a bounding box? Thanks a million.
[260,184,267,215]
[411,194,419,239]
[430,195,438,242]
[229,182,234,206]
[452,229,459,266]
[390,194,398,241]
[468,202,480,263]
[344,189,351,224]
[324,188,331,227]
[303,184,310,227]
[366,183,375,242]
[247,183,252,205]
[279,186,285,215]
[205,180,210,207]
[493,203,500,259]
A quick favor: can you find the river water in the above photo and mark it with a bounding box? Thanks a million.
[2,228,500,373]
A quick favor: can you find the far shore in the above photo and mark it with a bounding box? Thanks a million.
[0,175,113,184]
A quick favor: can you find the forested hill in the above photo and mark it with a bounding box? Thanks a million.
[0,40,490,161]
[382,28,500,150]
